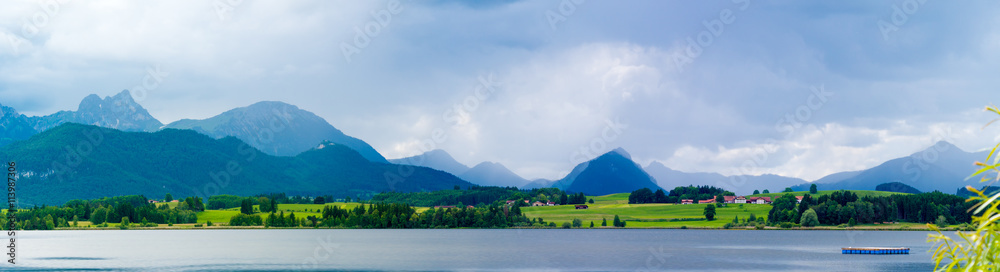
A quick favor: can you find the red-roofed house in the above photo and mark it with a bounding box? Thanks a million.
[735,196,747,204]
[723,196,736,204]
[795,196,804,203]
[699,199,716,204]
[547,201,556,206]
[748,197,771,204]
[681,199,694,204]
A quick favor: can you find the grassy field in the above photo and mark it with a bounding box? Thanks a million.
[195,203,364,224]
[523,194,773,228]
[749,190,907,199]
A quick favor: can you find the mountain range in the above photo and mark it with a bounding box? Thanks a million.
[2,90,994,201]
[643,162,807,196]
[390,149,529,187]
[28,90,163,132]
[0,123,469,205]
[164,101,387,162]
[789,141,989,193]
[0,90,386,163]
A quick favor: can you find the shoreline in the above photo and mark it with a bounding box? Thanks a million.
[31,225,946,231]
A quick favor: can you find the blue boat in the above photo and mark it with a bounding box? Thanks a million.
[841,247,909,254]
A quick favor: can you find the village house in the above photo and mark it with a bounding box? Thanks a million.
[532,201,545,207]
[723,196,736,204]
[698,199,715,204]
[735,196,747,204]
[681,199,694,204]
[747,197,772,204]
[546,201,556,206]
[795,196,804,203]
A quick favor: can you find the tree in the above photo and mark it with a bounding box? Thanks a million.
[809,184,818,194]
[935,215,948,228]
[763,189,770,194]
[602,218,607,227]
[800,209,819,227]
[715,195,726,205]
[590,221,594,228]
[44,215,55,230]
[654,189,668,203]
[613,215,622,227]
[753,190,760,195]
[704,204,716,221]
[258,197,273,213]
[313,196,325,204]
[783,187,793,193]
[240,199,254,215]
[165,193,173,202]
[572,218,583,228]
[559,192,568,205]
[120,217,130,229]
[589,198,595,204]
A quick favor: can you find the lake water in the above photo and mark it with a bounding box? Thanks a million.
[7,229,946,271]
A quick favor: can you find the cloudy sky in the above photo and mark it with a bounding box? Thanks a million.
[2,0,1000,181]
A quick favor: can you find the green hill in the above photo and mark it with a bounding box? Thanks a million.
[0,123,471,205]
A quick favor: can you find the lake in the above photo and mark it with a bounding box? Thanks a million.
[8,229,945,271]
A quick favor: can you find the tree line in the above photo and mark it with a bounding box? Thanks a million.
[1,195,200,230]
[228,202,534,229]
[371,186,589,207]
[767,190,974,227]
[628,186,734,204]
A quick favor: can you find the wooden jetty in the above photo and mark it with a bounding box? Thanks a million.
[842,247,909,255]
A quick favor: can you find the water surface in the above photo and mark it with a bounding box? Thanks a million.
[8,229,944,271]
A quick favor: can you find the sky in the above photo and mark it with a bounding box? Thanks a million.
[2,0,1000,182]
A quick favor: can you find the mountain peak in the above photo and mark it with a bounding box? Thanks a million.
[78,94,103,112]
[164,101,387,162]
[646,161,667,169]
[606,147,631,160]
[932,141,963,153]
[459,161,528,187]
[389,149,469,176]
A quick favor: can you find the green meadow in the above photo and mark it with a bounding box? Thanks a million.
[195,202,364,224]
[522,193,773,228]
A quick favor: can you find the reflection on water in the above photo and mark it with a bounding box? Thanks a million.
[8,229,941,271]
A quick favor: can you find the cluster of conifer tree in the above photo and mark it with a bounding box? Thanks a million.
[2,195,200,230]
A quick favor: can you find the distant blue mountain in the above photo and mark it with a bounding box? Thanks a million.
[459,161,530,187]
[546,148,661,195]
[791,141,988,193]
[28,90,164,133]
[165,101,387,162]
[389,149,470,176]
[644,161,806,195]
